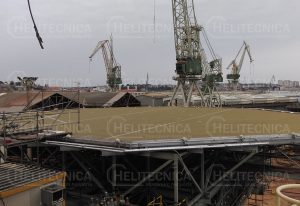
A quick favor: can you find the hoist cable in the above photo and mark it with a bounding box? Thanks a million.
[27,0,44,49]
[153,0,156,43]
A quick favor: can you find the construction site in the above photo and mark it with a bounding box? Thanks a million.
[1,0,300,206]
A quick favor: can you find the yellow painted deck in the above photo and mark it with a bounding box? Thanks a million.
[55,107,300,142]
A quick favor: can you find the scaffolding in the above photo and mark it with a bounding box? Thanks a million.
[0,90,80,163]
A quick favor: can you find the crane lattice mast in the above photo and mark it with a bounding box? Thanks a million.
[170,0,223,107]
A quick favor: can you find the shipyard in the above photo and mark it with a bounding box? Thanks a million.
[1,0,300,206]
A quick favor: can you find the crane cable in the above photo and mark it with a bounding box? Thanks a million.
[27,0,44,49]
[153,0,156,43]
[202,28,217,60]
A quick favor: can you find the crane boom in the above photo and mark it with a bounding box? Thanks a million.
[227,41,253,90]
[237,42,253,73]
[89,37,122,91]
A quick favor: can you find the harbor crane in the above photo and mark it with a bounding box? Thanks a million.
[226,41,253,90]
[89,36,122,91]
[169,0,223,107]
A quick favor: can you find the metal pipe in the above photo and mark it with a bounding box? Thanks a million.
[45,140,270,153]
[276,184,300,206]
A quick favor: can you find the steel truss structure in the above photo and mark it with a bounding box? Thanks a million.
[3,133,300,205]
[170,0,223,107]
[0,91,80,163]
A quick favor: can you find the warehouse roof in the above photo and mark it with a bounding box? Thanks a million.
[0,163,65,198]
[57,91,140,107]
[0,91,140,112]
[0,92,61,112]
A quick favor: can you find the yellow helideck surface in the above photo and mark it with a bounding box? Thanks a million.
[54,107,300,142]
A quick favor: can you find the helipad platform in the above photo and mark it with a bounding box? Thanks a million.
[45,107,300,152]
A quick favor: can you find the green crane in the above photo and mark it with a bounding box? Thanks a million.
[170,0,223,107]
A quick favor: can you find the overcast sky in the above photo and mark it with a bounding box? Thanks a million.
[0,0,299,87]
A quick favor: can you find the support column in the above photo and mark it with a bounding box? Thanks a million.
[20,146,23,163]
[169,81,180,106]
[0,145,6,163]
[27,147,32,162]
[62,151,66,171]
[201,151,205,191]
[70,152,106,192]
[174,157,179,205]
[185,81,194,107]
[112,156,117,190]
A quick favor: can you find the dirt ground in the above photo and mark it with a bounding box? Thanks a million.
[245,177,300,206]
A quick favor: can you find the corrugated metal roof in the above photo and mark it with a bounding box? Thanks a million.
[59,92,129,107]
[0,92,55,109]
[81,92,118,107]
[0,91,140,111]
[0,106,25,113]
[0,163,64,197]
[103,92,127,107]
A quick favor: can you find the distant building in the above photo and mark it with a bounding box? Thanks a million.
[278,80,300,88]
[136,93,170,107]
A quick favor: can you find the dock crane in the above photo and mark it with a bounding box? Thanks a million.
[226,41,253,90]
[89,36,122,91]
[169,0,223,107]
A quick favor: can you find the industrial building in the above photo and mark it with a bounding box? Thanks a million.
[278,80,300,88]
[0,163,65,206]
[136,93,169,107]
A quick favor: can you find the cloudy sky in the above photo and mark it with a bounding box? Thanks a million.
[0,0,299,87]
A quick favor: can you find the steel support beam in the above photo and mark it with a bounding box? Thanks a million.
[174,157,179,205]
[208,151,257,191]
[123,159,173,196]
[44,134,300,153]
[177,153,203,194]
[140,152,181,160]
[112,156,117,189]
[62,151,66,171]
[201,152,205,191]
[42,148,58,166]
[188,151,257,206]
[70,152,106,192]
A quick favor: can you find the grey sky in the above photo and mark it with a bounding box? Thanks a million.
[0,0,299,87]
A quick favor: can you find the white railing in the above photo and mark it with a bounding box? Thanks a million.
[276,184,300,206]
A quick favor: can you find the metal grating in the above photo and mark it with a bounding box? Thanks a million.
[0,163,62,192]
